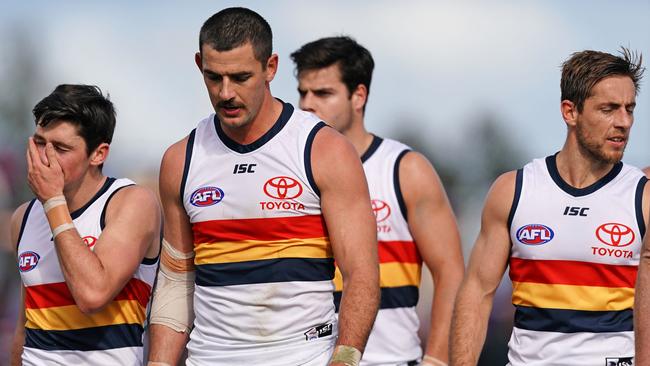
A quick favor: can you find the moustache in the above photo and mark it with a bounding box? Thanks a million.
[217,100,244,109]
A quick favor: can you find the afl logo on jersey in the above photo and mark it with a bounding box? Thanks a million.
[516,224,554,245]
[190,186,224,207]
[596,223,635,247]
[263,176,303,200]
[18,251,40,272]
[371,199,391,222]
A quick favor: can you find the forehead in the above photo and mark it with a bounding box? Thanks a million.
[200,42,263,73]
[588,75,636,103]
[298,64,344,88]
[34,120,83,142]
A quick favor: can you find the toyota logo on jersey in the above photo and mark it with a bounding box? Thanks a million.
[263,176,303,200]
[371,199,391,223]
[596,223,635,247]
[83,236,98,251]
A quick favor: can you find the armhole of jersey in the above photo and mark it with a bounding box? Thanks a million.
[507,169,524,232]
[16,199,37,250]
[100,184,160,265]
[304,122,327,197]
[100,184,136,230]
[635,176,647,239]
[179,129,196,206]
[393,149,411,221]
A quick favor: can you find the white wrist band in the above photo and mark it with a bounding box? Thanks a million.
[43,195,66,213]
[422,355,447,366]
[52,223,75,238]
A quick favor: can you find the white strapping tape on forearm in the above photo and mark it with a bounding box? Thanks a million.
[162,238,195,260]
[421,355,448,366]
[149,239,196,333]
[330,345,362,366]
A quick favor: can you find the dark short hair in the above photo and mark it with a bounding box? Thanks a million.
[199,7,272,64]
[291,36,375,98]
[32,84,116,155]
[561,47,644,111]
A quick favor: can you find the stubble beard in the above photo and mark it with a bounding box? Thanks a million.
[575,122,625,165]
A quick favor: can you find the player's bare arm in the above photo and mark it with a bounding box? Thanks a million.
[450,171,516,366]
[399,151,464,365]
[312,126,380,364]
[634,179,650,365]
[10,202,29,366]
[148,136,196,365]
[26,138,161,313]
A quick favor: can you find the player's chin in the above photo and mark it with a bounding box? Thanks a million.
[601,150,625,164]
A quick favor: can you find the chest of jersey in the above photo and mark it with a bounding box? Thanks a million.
[183,116,321,223]
[510,162,643,266]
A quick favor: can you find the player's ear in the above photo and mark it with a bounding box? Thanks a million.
[351,84,368,113]
[195,52,203,72]
[89,143,110,167]
[561,99,578,127]
[264,54,279,82]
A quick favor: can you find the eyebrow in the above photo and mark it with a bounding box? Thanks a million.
[298,86,336,93]
[204,69,252,78]
[32,133,75,149]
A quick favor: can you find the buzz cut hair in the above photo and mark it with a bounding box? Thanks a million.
[199,7,273,65]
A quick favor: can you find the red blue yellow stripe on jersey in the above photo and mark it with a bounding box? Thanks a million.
[334,240,421,310]
[23,278,151,350]
[193,214,334,286]
[509,257,635,333]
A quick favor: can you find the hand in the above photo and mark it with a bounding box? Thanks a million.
[26,137,64,202]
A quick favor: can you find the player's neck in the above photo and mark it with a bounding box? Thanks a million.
[223,91,282,145]
[63,171,107,212]
[555,146,616,189]
[342,118,373,158]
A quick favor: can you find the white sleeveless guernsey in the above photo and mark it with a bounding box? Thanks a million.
[16,177,158,366]
[182,102,336,366]
[333,136,422,365]
[507,155,647,366]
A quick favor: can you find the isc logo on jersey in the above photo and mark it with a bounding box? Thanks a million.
[516,224,554,245]
[190,186,224,207]
[259,176,305,211]
[18,251,40,272]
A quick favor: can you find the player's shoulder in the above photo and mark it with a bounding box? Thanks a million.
[103,183,160,230]
[643,166,650,178]
[399,150,432,171]
[12,200,34,222]
[313,124,354,153]
[10,200,36,251]
[110,184,157,204]
[162,135,191,165]
[490,170,519,195]
[484,170,519,213]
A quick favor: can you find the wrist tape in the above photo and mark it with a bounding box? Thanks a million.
[44,196,75,239]
[422,355,448,366]
[330,345,362,366]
